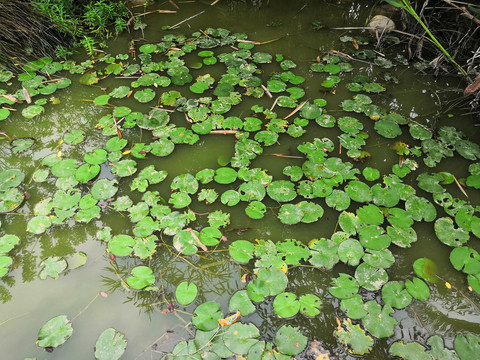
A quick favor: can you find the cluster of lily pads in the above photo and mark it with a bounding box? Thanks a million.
[1,25,480,359]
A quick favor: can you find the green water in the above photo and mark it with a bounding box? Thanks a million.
[0,0,479,359]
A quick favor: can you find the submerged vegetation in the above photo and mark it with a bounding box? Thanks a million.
[0,1,479,359]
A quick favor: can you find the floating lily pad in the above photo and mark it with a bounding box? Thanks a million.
[275,325,307,356]
[39,256,67,279]
[389,341,430,360]
[0,234,19,253]
[434,217,469,247]
[278,203,303,225]
[362,301,397,338]
[126,265,155,289]
[455,333,480,360]
[221,190,240,206]
[335,318,374,355]
[229,240,254,263]
[224,322,260,355]
[22,104,44,118]
[405,278,430,301]
[134,88,156,103]
[381,281,412,309]
[329,273,359,299]
[0,169,25,191]
[338,239,364,266]
[37,315,73,348]
[340,294,367,319]
[108,235,135,256]
[193,302,223,331]
[345,180,372,203]
[413,258,438,283]
[309,239,339,270]
[355,263,388,291]
[11,137,35,154]
[273,292,300,318]
[26,215,51,234]
[94,328,127,360]
[175,281,198,306]
[214,167,237,184]
[299,294,322,317]
[229,290,256,316]
[91,179,118,201]
[0,255,12,277]
[245,201,266,219]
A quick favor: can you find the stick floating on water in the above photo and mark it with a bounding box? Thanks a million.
[168,10,205,29]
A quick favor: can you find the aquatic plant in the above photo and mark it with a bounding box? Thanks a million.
[0,19,479,358]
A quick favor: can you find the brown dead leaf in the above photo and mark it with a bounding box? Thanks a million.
[464,74,480,96]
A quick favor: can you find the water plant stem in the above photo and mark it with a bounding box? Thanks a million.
[71,292,100,322]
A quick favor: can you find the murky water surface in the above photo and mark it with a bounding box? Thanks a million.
[0,1,479,359]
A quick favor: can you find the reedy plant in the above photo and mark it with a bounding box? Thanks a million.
[384,0,471,81]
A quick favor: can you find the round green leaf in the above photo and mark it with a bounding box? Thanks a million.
[338,239,364,266]
[413,258,438,283]
[192,302,223,331]
[405,278,430,301]
[335,318,374,355]
[108,235,135,256]
[299,294,322,317]
[39,256,67,279]
[273,292,300,318]
[134,88,156,103]
[176,281,198,306]
[214,167,237,184]
[94,328,127,360]
[0,169,25,191]
[340,294,367,319]
[75,164,100,183]
[434,217,469,247]
[37,315,73,348]
[91,179,118,201]
[126,265,155,289]
[381,281,412,309]
[309,239,339,270]
[275,325,307,356]
[0,234,19,253]
[223,322,260,355]
[355,263,388,291]
[345,180,372,203]
[94,95,111,106]
[51,159,78,178]
[229,290,256,316]
[245,201,266,219]
[229,240,254,264]
[278,204,303,225]
[221,190,240,206]
[27,215,51,234]
[329,273,359,299]
[22,105,44,118]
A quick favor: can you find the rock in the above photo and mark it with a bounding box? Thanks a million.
[368,15,396,33]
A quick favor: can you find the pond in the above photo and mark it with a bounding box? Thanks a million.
[0,0,479,359]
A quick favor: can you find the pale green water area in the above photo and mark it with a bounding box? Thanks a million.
[1,0,480,359]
